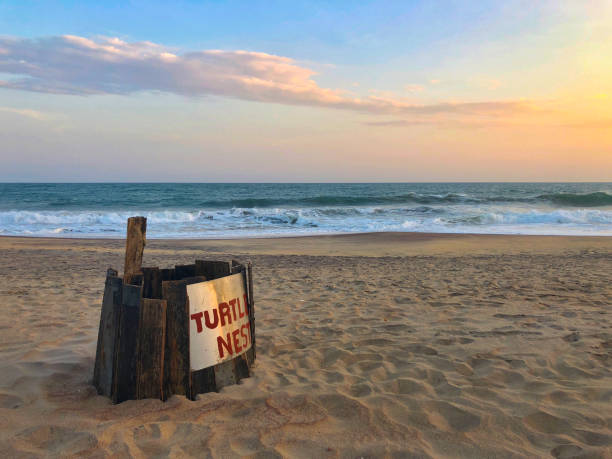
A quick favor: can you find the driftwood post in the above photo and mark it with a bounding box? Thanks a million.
[124,216,146,285]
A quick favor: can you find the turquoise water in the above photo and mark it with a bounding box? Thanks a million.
[0,183,611,237]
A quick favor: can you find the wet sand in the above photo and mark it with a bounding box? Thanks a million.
[0,233,611,457]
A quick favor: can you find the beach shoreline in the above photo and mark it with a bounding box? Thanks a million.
[1,231,611,257]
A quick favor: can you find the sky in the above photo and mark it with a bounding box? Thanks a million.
[0,0,611,182]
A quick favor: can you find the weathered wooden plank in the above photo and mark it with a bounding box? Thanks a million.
[234,354,250,380]
[136,299,167,400]
[161,268,175,281]
[247,261,256,362]
[210,262,247,391]
[93,271,122,396]
[175,264,196,280]
[247,261,254,311]
[231,259,243,273]
[126,273,143,286]
[142,267,162,299]
[213,360,237,390]
[190,367,216,400]
[195,260,230,280]
[230,262,251,379]
[112,284,142,404]
[162,276,206,399]
[227,262,256,368]
[245,345,255,366]
[124,216,146,284]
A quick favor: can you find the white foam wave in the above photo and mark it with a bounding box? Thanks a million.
[0,206,611,237]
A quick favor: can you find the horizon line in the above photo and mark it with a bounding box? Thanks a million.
[1,181,611,185]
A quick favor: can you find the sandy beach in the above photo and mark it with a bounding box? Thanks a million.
[0,233,611,458]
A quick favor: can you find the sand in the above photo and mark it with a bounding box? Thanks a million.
[0,233,611,458]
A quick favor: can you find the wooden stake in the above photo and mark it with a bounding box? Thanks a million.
[195,260,232,280]
[112,283,142,403]
[136,299,167,400]
[124,216,147,285]
[142,267,162,299]
[93,269,122,396]
[161,268,175,282]
[247,261,256,362]
[190,365,216,399]
[175,264,196,280]
[230,261,251,380]
[162,276,206,398]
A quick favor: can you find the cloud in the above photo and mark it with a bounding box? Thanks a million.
[0,35,529,118]
[364,119,431,127]
[364,114,612,130]
[404,84,424,93]
[0,106,49,120]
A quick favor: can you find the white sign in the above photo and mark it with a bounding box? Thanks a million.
[187,273,252,371]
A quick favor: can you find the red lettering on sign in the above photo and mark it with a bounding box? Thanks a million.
[232,329,242,353]
[219,302,232,325]
[190,312,204,333]
[229,298,237,322]
[217,333,233,358]
[204,309,219,329]
[237,297,244,319]
[240,323,248,348]
[243,294,249,315]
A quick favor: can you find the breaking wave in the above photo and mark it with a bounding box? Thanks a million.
[113,191,612,208]
[536,192,612,207]
[1,206,610,237]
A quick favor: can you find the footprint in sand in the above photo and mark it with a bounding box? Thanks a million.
[424,401,481,432]
[550,444,583,458]
[0,393,23,409]
[385,378,426,395]
[14,425,98,455]
[348,383,372,397]
[318,393,370,423]
[266,393,327,425]
[523,411,572,434]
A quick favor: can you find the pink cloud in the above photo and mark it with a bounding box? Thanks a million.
[0,35,528,118]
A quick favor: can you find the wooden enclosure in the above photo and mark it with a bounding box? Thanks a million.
[92,217,255,403]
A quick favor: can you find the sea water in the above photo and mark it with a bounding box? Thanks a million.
[0,183,611,238]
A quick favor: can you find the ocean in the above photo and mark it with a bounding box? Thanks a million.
[0,183,611,238]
